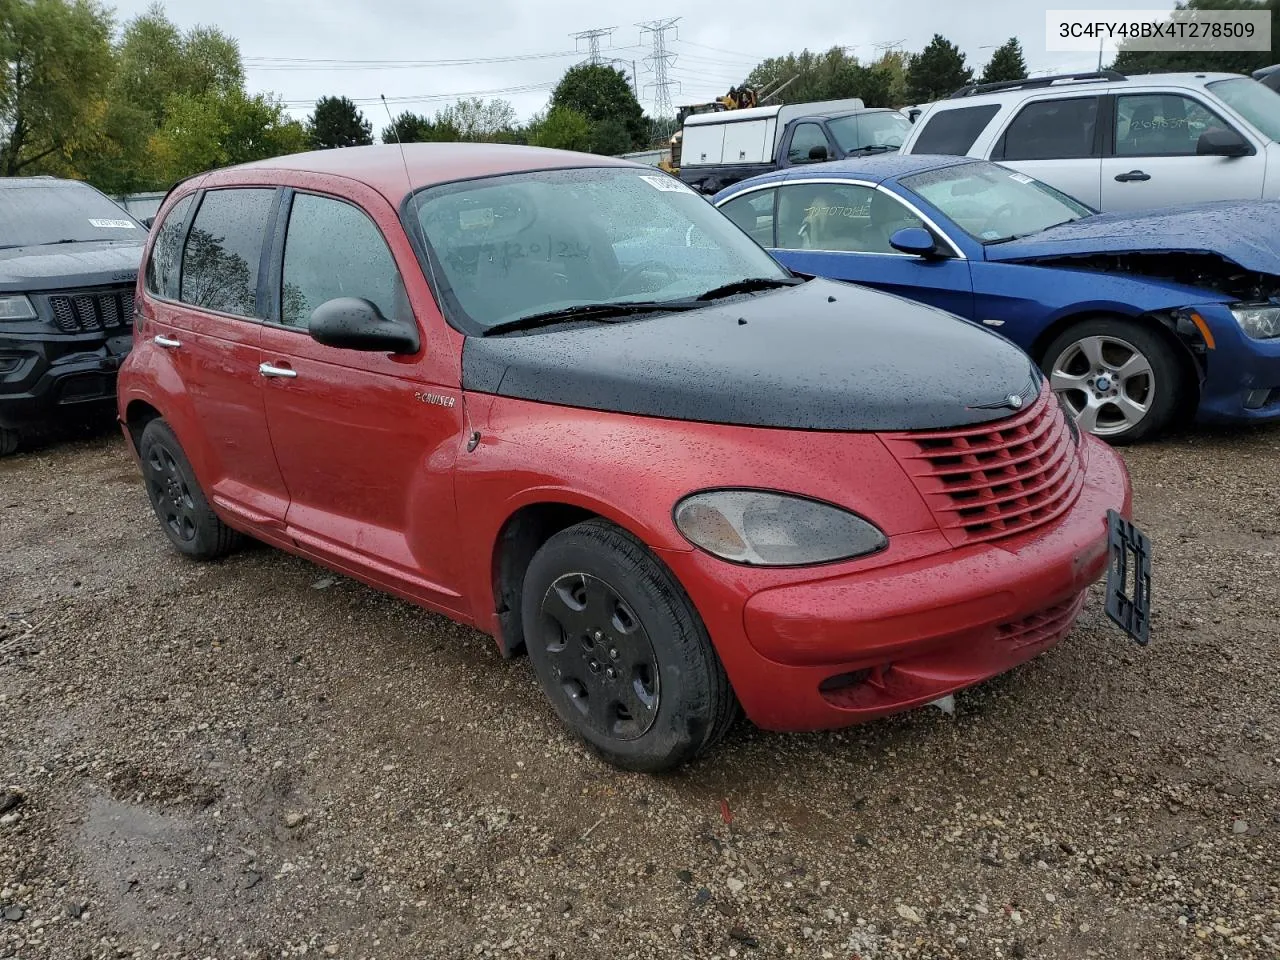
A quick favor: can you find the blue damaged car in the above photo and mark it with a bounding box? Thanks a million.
[712,155,1280,444]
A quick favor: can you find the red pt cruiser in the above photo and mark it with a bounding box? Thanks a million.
[117,144,1152,771]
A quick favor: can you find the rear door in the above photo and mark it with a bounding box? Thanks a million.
[766,179,974,318]
[256,187,468,615]
[144,186,290,530]
[990,95,1104,208]
[1099,91,1267,211]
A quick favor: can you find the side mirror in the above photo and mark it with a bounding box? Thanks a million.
[1196,128,1251,157]
[142,216,155,228]
[807,144,829,162]
[889,226,941,258]
[308,297,420,354]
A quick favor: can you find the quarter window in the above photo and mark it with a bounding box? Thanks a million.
[908,104,1001,155]
[179,188,276,319]
[280,193,404,328]
[1115,93,1235,156]
[144,194,195,300]
[719,189,776,246]
[774,183,924,253]
[788,123,832,164]
[999,97,1100,160]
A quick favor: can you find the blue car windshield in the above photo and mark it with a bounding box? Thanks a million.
[899,161,1093,244]
[1206,77,1280,142]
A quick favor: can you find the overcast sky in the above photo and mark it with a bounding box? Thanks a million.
[110,0,1179,131]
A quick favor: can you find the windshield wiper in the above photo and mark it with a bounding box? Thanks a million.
[984,217,1085,245]
[693,277,804,301]
[848,143,899,155]
[483,300,699,336]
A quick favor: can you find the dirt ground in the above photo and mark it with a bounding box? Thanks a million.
[1,419,1278,960]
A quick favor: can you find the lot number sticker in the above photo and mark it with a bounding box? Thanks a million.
[639,175,695,194]
[1007,173,1035,184]
[89,218,137,229]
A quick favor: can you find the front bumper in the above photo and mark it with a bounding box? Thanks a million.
[1192,304,1280,424]
[657,437,1132,732]
[0,330,132,430]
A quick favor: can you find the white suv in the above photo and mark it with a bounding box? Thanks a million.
[898,70,1280,212]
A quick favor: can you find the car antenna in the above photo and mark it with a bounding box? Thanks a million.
[380,94,413,190]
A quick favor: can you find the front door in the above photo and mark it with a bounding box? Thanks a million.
[144,186,290,531]
[256,188,468,615]
[1099,92,1267,211]
[769,180,974,318]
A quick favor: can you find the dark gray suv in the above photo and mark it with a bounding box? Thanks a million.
[0,176,148,455]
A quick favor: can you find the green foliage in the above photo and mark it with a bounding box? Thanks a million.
[550,63,648,148]
[589,117,633,155]
[980,38,1028,84]
[1112,0,1278,75]
[435,97,517,141]
[906,34,973,102]
[526,105,592,151]
[0,0,115,175]
[741,46,908,108]
[308,95,373,149]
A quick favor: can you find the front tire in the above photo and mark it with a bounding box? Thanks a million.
[520,519,738,773]
[1042,318,1186,444]
[0,428,18,457]
[139,419,240,560]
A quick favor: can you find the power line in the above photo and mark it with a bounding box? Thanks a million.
[242,49,584,70]
[638,17,680,121]
[278,81,558,109]
[570,27,616,65]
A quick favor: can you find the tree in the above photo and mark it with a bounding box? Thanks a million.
[550,64,648,148]
[308,95,373,149]
[435,97,516,141]
[0,0,115,176]
[526,105,591,151]
[740,46,906,108]
[980,38,1028,84]
[906,34,973,102]
[589,117,632,155]
[1113,0,1278,75]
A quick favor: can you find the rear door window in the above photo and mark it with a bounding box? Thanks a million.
[144,194,195,300]
[179,188,276,319]
[998,97,1100,160]
[908,104,1001,155]
[718,189,777,246]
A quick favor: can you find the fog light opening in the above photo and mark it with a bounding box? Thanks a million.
[818,669,871,694]
[1243,388,1272,410]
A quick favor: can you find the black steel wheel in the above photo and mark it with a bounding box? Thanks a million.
[139,419,240,560]
[521,519,738,773]
[538,572,662,741]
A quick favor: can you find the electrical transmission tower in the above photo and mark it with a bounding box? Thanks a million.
[571,27,616,64]
[638,18,680,123]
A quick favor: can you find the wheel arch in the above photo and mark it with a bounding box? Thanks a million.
[124,398,164,452]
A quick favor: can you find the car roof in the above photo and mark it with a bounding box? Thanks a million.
[934,71,1251,107]
[716,154,975,196]
[200,142,640,202]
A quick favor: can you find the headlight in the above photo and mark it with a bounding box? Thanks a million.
[1230,303,1280,340]
[0,295,36,322]
[673,489,887,566]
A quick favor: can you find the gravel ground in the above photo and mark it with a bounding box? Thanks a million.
[1,420,1278,960]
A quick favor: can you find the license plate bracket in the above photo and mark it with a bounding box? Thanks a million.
[1104,509,1151,646]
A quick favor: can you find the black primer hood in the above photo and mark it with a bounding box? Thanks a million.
[461,278,1039,432]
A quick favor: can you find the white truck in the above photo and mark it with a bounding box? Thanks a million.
[675,98,913,195]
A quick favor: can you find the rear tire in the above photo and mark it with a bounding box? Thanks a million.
[1042,317,1186,445]
[520,519,739,773]
[139,419,240,560]
[0,428,18,457]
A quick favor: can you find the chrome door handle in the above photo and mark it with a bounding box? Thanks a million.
[153,335,181,348]
[259,363,297,379]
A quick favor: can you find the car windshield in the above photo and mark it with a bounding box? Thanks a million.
[408,166,790,331]
[827,112,912,152]
[0,181,146,249]
[899,161,1094,243]
[1206,76,1280,142]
